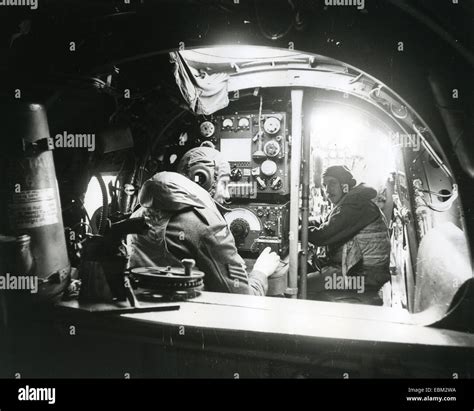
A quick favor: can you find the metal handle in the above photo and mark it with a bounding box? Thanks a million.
[124,276,140,308]
[181,259,196,276]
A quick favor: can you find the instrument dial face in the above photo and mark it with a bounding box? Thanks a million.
[263,117,281,134]
[224,208,262,232]
[200,121,215,138]
[222,118,234,129]
[238,117,250,129]
[263,140,281,157]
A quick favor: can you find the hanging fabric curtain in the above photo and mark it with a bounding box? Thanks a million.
[169,51,230,115]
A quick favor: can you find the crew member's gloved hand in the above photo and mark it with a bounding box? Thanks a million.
[309,215,323,228]
[253,247,280,278]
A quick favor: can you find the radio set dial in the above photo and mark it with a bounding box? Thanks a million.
[222,118,234,129]
[225,203,290,257]
[237,117,250,129]
[213,116,252,132]
[263,117,281,135]
[199,121,215,138]
[263,140,281,157]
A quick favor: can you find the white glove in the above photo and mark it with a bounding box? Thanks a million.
[253,247,280,278]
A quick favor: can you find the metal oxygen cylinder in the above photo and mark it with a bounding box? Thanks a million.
[0,102,70,302]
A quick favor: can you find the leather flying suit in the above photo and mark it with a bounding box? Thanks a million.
[127,172,268,295]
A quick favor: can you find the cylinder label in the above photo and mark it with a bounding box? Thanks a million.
[9,188,59,228]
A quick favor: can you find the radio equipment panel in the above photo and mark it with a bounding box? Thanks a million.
[198,112,290,199]
[224,202,289,257]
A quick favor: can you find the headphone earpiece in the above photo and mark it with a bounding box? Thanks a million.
[188,164,214,191]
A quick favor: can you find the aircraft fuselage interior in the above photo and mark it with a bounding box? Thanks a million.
[0,0,473,379]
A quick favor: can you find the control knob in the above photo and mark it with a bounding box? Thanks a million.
[263,221,276,235]
[200,121,215,138]
[263,117,281,135]
[261,160,277,177]
[230,218,250,241]
[230,168,243,181]
[271,176,282,190]
[264,140,281,157]
[255,177,266,190]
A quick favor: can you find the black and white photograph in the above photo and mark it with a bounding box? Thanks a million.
[0,0,473,407]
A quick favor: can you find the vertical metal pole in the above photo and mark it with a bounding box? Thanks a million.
[287,89,303,299]
[299,93,311,300]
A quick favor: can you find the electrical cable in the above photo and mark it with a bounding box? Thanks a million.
[419,185,458,213]
[71,222,93,235]
[369,85,385,103]
[418,189,454,198]
[93,172,109,235]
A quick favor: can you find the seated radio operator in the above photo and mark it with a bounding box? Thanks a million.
[126,147,280,296]
[307,165,391,305]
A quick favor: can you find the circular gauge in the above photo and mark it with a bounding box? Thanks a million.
[222,118,234,129]
[263,117,281,134]
[238,117,250,129]
[261,160,277,177]
[200,121,215,138]
[224,208,262,232]
[263,140,281,157]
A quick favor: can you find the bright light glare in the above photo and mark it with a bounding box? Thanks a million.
[311,109,366,148]
[181,46,310,64]
[83,175,116,220]
[311,107,396,192]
